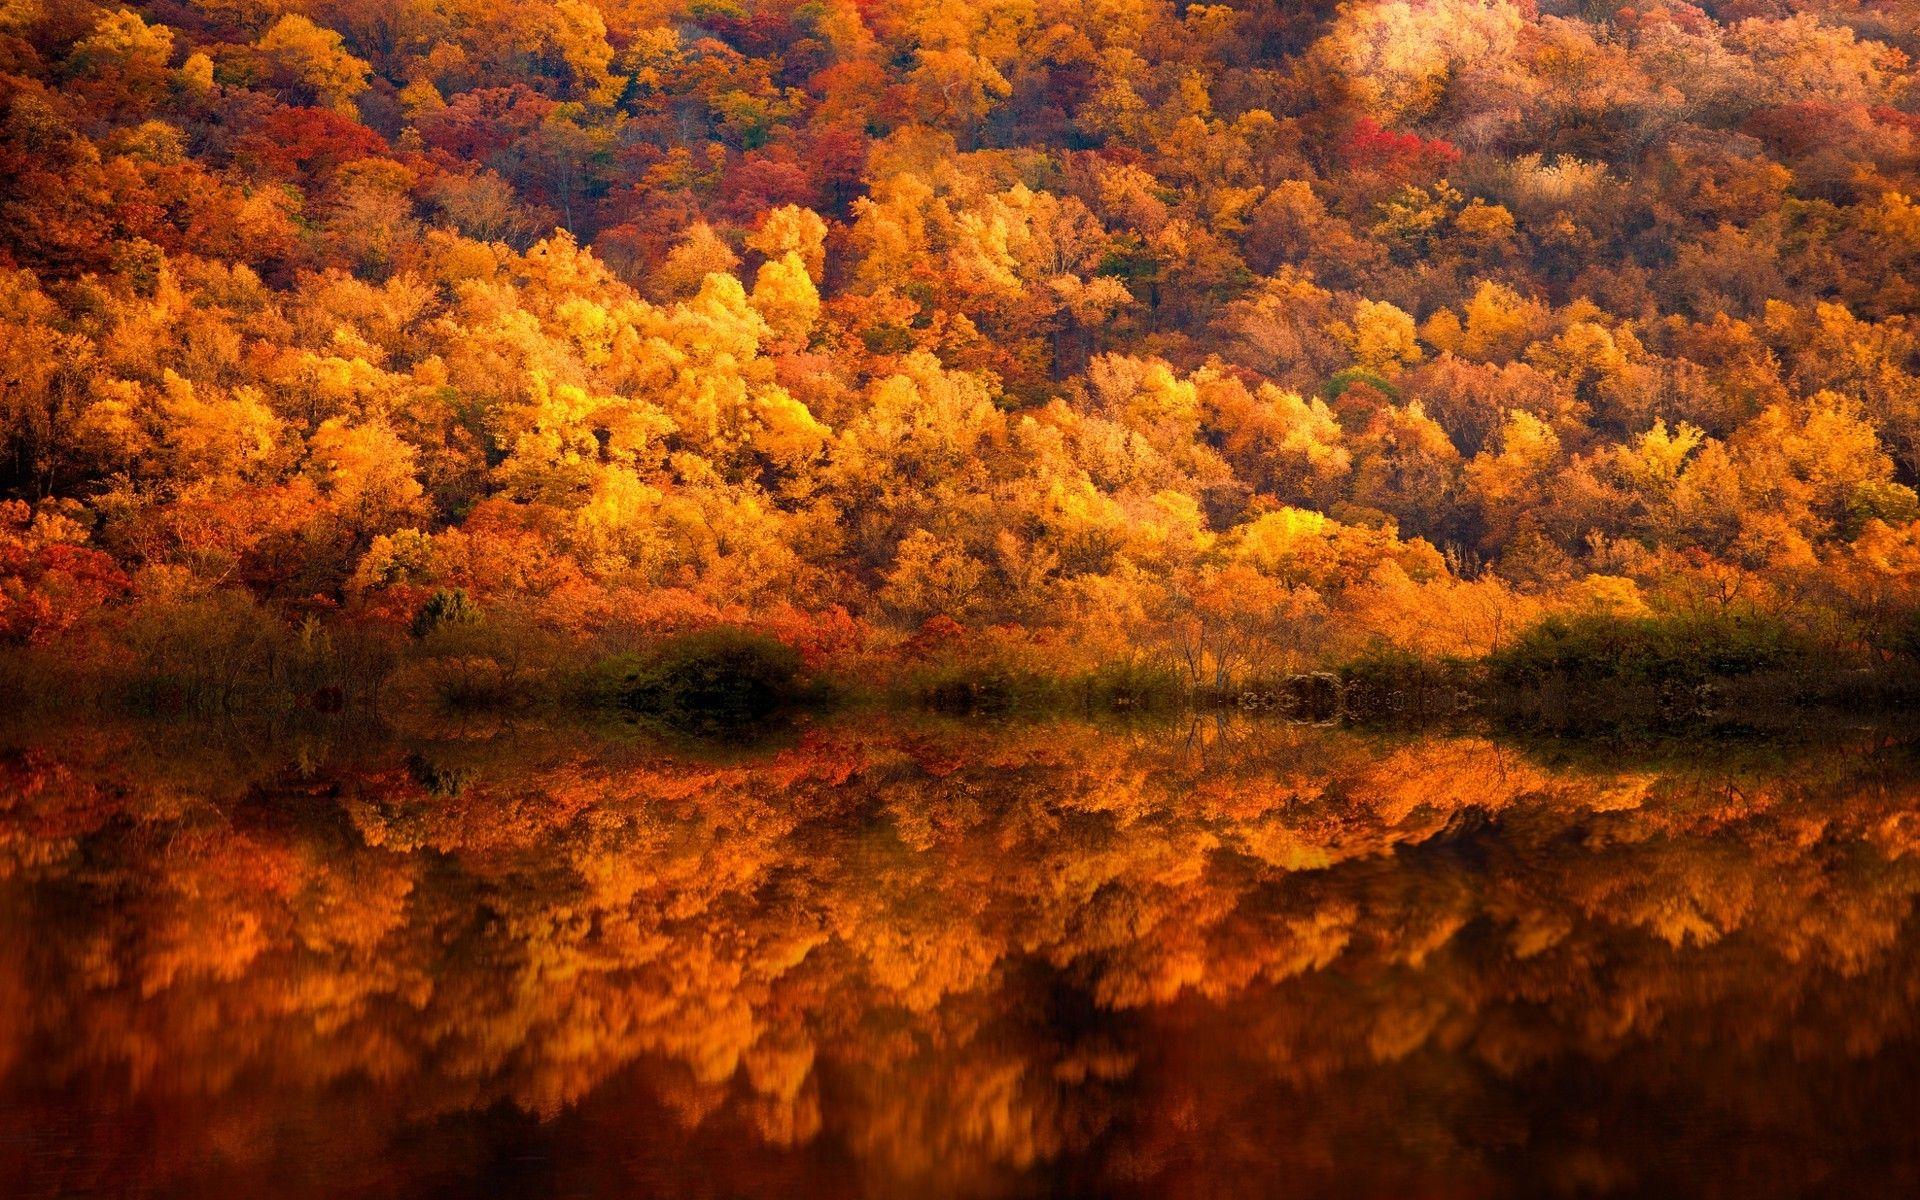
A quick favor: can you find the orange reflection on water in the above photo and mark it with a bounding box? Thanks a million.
[3,717,1920,1198]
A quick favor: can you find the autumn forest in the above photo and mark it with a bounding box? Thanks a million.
[6,0,1920,706]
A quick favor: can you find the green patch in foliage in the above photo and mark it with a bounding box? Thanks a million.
[1323,367,1403,404]
[1094,234,1161,285]
[686,0,748,22]
[860,324,915,355]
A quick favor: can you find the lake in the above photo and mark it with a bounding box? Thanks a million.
[2,715,1919,1198]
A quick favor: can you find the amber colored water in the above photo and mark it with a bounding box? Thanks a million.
[3,715,1920,1198]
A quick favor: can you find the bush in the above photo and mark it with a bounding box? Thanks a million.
[598,627,805,727]
[119,593,398,717]
[411,588,481,638]
[1079,659,1185,712]
[905,660,1064,716]
[121,592,289,714]
[1889,609,1920,662]
[1335,647,1472,720]
[1489,610,1808,687]
[409,610,547,710]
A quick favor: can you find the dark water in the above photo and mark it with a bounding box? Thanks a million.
[3,716,1920,1198]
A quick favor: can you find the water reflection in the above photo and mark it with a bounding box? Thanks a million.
[3,717,1920,1198]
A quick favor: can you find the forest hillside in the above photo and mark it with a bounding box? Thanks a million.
[5,0,1920,705]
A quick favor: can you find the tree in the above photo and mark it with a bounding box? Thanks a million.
[258,15,374,115]
[308,417,426,541]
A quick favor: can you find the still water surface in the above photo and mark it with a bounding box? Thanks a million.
[3,716,1920,1198]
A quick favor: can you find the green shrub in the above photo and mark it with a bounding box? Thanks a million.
[121,592,288,714]
[910,662,1053,715]
[904,658,1186,718]
[1337,646,1437,691]
[1889,609,1920,662]
[598,627,804,727]
[411,588,481,638]
[1079,659,1186,712]
[408,605,551,710]
[1490,610,1808,687]
[118,594,399,717]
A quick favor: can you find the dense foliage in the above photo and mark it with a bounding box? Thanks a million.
[6,0,1920,688]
